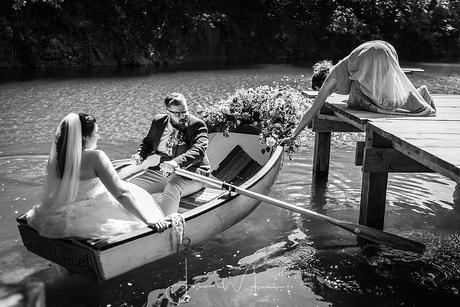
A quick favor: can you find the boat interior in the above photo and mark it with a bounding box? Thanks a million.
[114,133,269,215]
[178,143,263,212]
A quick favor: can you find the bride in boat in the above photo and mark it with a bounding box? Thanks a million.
[26,113,167,239]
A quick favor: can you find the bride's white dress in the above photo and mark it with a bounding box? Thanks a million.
[27,178,156,239]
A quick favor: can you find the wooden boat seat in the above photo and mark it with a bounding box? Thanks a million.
[178,145,262,211]
[211,145,262,185]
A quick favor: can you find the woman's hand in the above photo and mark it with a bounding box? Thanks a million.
[147,218,168,233]
[280,136,294,146]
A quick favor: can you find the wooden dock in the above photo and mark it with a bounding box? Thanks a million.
[310,94,460,230]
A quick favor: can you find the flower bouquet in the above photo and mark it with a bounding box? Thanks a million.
[200,85,312,158]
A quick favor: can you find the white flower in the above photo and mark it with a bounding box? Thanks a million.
[221,106,231,115]
[265,137,276,147]
[275,98,285,106]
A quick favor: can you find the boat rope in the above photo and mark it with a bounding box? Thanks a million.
[168,213,186,252]
[153,213,191,306]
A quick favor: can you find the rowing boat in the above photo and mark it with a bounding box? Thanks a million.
[16,132,284,281]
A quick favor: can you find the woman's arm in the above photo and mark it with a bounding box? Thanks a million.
[290,77,338,140]
[92,150,166,230]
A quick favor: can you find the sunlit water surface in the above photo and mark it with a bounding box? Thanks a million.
[1,63,460,306]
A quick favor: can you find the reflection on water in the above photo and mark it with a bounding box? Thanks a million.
[0,156,47,186]
[0,63,459,306]
[0,64,311,145]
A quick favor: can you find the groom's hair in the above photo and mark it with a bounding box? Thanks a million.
[165,92,186,107]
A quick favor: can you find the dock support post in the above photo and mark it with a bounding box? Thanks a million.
[311,108,362,183]
[313,131,331,182]
[359,128,392,230]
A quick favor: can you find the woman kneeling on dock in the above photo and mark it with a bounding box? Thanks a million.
[26,113,167,239]
[284,40,436,144]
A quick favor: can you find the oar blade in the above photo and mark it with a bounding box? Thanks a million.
[336,221,426,254]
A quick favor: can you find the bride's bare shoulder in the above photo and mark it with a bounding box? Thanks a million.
[83,149,106,156]
[82,149,110,164]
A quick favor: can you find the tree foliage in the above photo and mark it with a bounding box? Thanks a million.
[12,0,63,10]
[1,0,459,68]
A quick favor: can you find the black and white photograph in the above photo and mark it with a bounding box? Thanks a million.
[1,1,460,306]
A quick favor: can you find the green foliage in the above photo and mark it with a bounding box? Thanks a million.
[1,0,459,68]
[12,0,63,10]
[323,0,460,59]
[328,5,366,35]
[200,85,312,155]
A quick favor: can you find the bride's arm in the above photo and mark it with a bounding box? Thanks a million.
[91,150,164,226]
[287,77,337,142]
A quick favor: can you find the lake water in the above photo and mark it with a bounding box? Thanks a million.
[1,63,460,306]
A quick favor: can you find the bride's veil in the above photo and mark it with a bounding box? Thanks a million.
[40,113,82,209]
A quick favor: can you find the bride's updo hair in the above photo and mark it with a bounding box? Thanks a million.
[78,113,96,138]
[54,113,96,178]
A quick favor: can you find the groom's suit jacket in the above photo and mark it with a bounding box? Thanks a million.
[137,113,210,174]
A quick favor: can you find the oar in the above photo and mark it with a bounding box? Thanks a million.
[175,168,426,254]
[112,155,161,178]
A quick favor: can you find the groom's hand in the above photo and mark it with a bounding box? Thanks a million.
[160,160,178,177]
[130,153,144,165]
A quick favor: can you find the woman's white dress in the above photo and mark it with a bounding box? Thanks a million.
[27,178,156,239]
[325,40,436,116]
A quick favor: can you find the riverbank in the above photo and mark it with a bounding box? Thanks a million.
[2,0,459,69]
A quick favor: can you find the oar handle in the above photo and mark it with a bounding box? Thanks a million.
[175,168,225,189]
[113,155,161,179]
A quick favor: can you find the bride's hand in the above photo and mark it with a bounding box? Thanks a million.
[147,219,168,233]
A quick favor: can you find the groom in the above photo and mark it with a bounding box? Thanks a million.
[130,92,210,215]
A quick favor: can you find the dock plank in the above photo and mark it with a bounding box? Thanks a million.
[325,94,460,126]
[372,109,460,121]
[368,122,460,182]
[432,95,460,107]
[323,94,460,183]
[401,139,460,147]
[369,120,460,134]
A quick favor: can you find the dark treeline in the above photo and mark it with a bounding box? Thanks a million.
[1,0,459,69]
